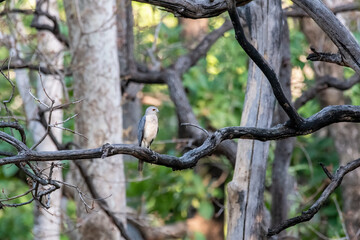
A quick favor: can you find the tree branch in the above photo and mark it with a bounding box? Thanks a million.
[1,62,69,76]
[0,8,69,47]
[267,157,360,236]
[285,3,360,18]
[306,47,349,67]
[1,105,360,169]
[132,0,253,19]
[226,0,304,127]
[294,74,360,109]
[291,0,360,74]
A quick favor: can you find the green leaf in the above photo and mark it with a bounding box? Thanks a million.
[198,201,214,220]
[2,164,18,177]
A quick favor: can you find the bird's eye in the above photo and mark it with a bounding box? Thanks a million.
[152,109,155,111]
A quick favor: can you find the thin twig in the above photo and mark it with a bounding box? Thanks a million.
[181,123,209,136]
[320,163,333,180]
[333,195,350,240]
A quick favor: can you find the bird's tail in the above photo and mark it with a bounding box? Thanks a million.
[138,160,144,178]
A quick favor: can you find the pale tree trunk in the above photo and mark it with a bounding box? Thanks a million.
[301,1,360,237]
[12,0,64,238]
[64,0,126,239]
[227,0,283,239]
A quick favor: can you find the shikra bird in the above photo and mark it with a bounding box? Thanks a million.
[137,106,159,174]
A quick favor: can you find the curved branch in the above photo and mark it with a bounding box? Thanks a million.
[1,105,359,169]
[0,121,26,143]
[286,3,360,18]
[226,0,304,127]
[292,0,360,74]
[133,0,253,19]
[294,74,360,109]
[267,157,360,236]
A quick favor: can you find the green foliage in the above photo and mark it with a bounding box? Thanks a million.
[0,1,358,239]
[127,165,220,222]
[0,178,33,240]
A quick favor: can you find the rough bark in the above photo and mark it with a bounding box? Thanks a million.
[64,0,126,239]
[227,0,283,239]
[301,2,360,238]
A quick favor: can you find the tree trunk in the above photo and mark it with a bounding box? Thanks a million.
[227,0,283,239]
[13,0,64,238]
[301,1,360,237]
[64,0,126,239]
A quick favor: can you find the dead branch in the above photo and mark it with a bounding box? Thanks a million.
[0,8,69,47]
[1,62,69,76]
[285,3,360,18]
[267,157,360,236]
[1,105,360,169]
[132,0,253,19]
[227,0,304,127]
[307,47,349,67]
[294,74,360,109]
[291,0,360,74]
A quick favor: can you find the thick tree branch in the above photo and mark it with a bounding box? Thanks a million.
[291,0,360,74]
[285,3,360,18]
[1,105,360,169]
[226,0,304,127]
[267,157,360,237]
[133,0,253,19]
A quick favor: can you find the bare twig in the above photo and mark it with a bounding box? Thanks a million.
[181,123,209,136]
[29,89,50,109]
[319,163,333,180]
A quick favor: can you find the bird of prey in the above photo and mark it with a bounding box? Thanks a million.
[137,106,159,174]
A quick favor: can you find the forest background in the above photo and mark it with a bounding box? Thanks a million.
[0,0,360,239]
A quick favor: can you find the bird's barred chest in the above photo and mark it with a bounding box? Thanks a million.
[143,114,158,141]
